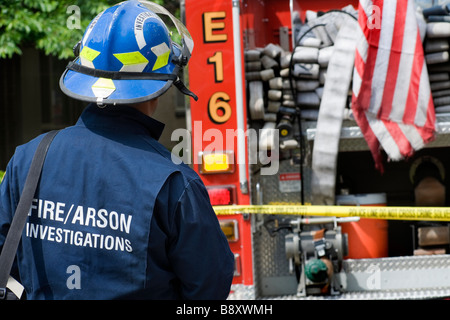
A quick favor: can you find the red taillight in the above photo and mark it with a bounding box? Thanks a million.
[207,186,236,206]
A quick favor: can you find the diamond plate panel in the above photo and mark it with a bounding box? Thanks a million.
[257,158,312,205]
[305,114,450,152]
[250,160,306,297]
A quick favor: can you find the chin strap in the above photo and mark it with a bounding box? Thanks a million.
[173,78,198,101]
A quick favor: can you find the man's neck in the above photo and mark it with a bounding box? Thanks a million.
[131,99,159,117]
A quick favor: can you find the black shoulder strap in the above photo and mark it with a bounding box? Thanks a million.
[0,130,60,293]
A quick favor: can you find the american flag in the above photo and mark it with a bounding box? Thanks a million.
[351,0,436,172]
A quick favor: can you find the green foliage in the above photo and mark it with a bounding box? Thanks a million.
[0,0,116,59]
[0,0,181,60]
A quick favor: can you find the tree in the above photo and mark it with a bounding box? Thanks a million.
[0,0,181,60]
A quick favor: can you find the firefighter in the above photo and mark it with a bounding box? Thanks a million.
[0,0,234,299]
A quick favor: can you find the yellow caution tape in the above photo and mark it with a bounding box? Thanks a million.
[213,204,450,222]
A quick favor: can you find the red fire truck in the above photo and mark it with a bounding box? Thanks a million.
[183,0,450,299]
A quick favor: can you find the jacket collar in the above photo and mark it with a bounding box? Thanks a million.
[76,103,165,140]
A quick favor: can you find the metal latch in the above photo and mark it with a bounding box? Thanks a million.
[0,288,6,300]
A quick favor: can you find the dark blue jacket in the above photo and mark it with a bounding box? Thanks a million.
[0,104,234,300]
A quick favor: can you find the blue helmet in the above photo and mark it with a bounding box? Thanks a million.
[60,0,196,106]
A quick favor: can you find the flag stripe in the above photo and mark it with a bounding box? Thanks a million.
[351,100,384,171]
[354,1,382,111]
[368,0,396,117]
[398,123,425,151]
[367,116,403,160]
[388,0,417,122]
[355,24,368,64]
[379,0,407,120]
[403,32,424,126]
[414,60,433,127]
[383,121,413,158]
